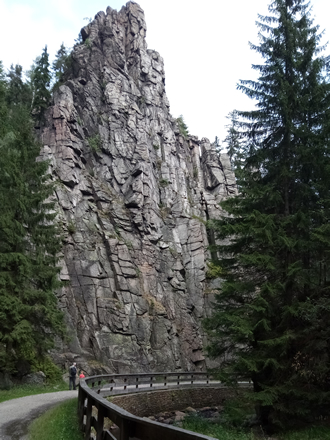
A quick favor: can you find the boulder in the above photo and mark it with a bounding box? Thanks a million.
[22,371,46,385]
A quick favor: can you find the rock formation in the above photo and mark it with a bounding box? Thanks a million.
[41,1,236,373]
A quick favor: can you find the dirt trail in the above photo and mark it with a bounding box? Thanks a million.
[0,390,78,440]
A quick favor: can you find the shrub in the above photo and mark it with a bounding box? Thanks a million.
[88,134,101,152]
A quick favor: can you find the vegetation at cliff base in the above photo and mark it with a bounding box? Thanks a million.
[0,60,66,377]
[205,0,330,433]
[182,415,330,440]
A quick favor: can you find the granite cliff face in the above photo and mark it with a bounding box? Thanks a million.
[41,2,236,373]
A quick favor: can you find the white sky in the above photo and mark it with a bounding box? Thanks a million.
[0,0,329,143]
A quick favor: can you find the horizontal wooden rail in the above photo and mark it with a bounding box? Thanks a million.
[78,372,228,440]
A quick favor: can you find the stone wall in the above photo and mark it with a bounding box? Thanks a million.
[110,387,236,417]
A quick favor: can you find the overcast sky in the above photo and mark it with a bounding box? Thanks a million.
[0,0,329,143]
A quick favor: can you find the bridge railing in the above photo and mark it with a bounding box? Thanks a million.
[78,372,224,440]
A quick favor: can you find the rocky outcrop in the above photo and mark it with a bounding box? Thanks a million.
[41,2,236,374]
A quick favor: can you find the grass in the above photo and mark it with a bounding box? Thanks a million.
[182,415,330,440]
[28,398,83,440]
[279,426,330,439]
[182,415,252,439]
[0,381,68,403]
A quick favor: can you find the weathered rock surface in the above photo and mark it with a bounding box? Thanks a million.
[41,1,236,373]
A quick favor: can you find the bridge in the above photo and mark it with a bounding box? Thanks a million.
[78,372,242,440]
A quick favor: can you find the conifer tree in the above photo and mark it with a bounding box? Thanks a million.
[0,64,66,374]
[31,46,51,126]
[52,43,70,88]
[205,0,330,430]
[223,111,241,169]
[0,62,7,138]
[6,64,33,108]
[176,115,189,138]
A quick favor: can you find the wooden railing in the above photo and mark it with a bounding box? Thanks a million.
[78,372,225,440]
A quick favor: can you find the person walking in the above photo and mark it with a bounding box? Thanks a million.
[69,362,77,390]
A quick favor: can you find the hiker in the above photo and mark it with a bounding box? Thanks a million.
[69,362,77,390]
[79,371,85,379]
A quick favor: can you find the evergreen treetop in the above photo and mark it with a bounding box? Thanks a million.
[6,64,32,109]
[205,0,330,431]
[223,110,243,171]
[31,46,52,126]
[52,43,71,89]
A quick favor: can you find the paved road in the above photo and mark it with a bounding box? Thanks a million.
[0,390,78,440]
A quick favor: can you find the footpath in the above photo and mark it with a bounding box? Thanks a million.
[0,390,78,440]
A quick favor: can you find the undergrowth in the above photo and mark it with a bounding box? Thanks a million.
[182,415,252,439]
[182,414,330,440]
[28,398,83,440]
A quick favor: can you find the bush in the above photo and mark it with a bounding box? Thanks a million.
[88,134,101,152]
[32,356,63,383]
[176,115,189,139]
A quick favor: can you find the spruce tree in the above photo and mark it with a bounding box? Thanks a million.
[31,46,52,126]
[205,0,330,430]
[6,64,33,108]
[0,66,65,374]
[223,111,241,169]
[0,62,7,138]
[52,43,70,88]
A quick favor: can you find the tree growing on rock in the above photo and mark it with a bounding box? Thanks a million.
[52,43,71,89]
[223,111,242,170]
[31,46,52,127]
[205,0,330,431]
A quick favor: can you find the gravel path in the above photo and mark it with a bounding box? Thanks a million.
[0,390,78,440]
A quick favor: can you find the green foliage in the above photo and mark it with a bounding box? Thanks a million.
[6,64,33,108]
[0,74,66,374]
[84,38,91,49]
[280,426,330,439]
[176,115,189,138]
[52,43,71,89]
[31,356,63,383]
[223,111,243,171]
[28,398,83,440]
[88,134,101,152]
[67,221,76,235]
[0,62,7,138]
[182,414,330,440]
[31,46,52,126]
[181,414,251,440]
[159,178,170,187]
[205,261,225,279]
[205,0,330,432]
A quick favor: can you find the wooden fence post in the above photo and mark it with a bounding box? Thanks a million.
[119,419,130,440]
[78,386,84,429]
[96,405,105,440]
[84,397,93,440]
